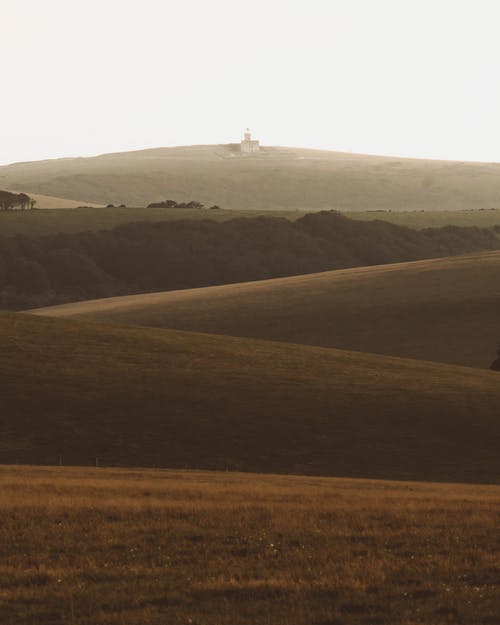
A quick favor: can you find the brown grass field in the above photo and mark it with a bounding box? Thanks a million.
[2,312,500,483]
[4,144,500,211]
[0,465,498,625]
[32,251,500,370]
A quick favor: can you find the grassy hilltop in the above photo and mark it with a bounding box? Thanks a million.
[34,250,500,370]
[3,144,500,210]
[2,312,500,483]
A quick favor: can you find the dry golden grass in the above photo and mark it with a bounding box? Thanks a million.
[0,465,498,625]
[32,251,500,369]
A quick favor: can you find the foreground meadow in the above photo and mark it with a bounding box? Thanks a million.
[0,466,498,625]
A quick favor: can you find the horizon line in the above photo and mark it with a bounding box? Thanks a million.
[2,143,500,167]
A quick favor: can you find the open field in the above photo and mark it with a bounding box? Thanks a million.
[4,205,500,237]
[0,205,309,237]
[3,311,500,482]
[347,208,500,229]
[0,465,499,625]
[4,144,500,211]
[34,251,500,370]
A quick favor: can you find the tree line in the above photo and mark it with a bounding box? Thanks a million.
[147,199,220,209]
[0,210,499,309]
[0,190,36,211]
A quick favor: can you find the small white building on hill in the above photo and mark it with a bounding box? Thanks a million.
[240,129,260,154]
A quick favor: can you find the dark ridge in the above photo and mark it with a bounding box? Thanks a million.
[0,211,499,309]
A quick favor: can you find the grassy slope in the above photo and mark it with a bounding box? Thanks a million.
[1,465,499,625]
[33,251,500,370]
[3,190,102,209]
[3,312,500,483]
[21,192,102,209]
[3,144,500,210]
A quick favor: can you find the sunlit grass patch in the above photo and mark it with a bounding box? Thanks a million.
[0,466,498,624]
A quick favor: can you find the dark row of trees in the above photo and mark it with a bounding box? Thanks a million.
[1,210,499,309]
[0,190,36,211]
[146,199,220,210]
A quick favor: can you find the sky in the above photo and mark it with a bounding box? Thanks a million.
[2,0,500,165]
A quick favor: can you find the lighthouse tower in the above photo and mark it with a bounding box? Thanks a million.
[240,128,260,154]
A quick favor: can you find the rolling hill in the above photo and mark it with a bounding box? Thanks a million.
[3,311,500,483]
[3,144,500,210]
[32,250,500,370]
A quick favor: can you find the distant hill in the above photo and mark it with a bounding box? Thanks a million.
[3,312,500,483]
[3,144,500,210]
[32,250,500,370]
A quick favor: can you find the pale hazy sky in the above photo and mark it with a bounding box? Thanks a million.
[2,0,500,165]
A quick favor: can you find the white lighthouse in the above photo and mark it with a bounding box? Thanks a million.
[240,128,260,154]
